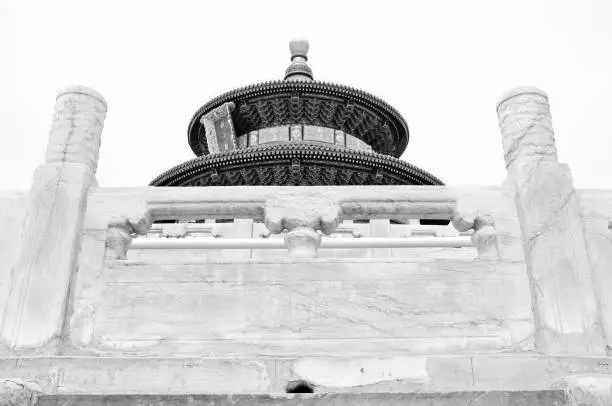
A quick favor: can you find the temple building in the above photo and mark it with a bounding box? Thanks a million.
[1,40,612,405]
[152,40,442,190]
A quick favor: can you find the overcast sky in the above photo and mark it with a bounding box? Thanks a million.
[1,0,611,190]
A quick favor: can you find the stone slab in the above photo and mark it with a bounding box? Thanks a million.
[0,355,611,395]
[36,391,569,406]
[67,259,533,357]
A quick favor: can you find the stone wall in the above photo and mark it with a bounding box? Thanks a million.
[66,257,533,358]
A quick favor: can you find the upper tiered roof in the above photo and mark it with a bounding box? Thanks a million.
[187,40,409,158]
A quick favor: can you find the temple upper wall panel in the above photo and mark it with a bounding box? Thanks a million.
[237,125,373,152]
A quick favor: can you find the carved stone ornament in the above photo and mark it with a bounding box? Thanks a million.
[264,194,342,258]
[105,216,152,260]
[452,210,499,259]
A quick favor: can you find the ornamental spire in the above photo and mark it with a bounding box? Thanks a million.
[284,39,314,81]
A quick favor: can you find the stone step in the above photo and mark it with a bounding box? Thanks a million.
[37,391,568,406]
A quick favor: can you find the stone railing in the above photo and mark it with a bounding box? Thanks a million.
[130,219,475,260]
[1,85,612,403]
[99,185,494,260]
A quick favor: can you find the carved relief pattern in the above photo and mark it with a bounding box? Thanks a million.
[497,90,558,169]
[45,90,108,172]
[264,194,342,258]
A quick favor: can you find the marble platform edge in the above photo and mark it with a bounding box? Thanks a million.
[107,257,523,266]
[35,391,569,406]
[1,354,611,396]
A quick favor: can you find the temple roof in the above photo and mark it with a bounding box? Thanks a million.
[187,41,410,158]
[150,142,442,187]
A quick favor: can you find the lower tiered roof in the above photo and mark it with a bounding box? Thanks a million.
[150,142,443,187]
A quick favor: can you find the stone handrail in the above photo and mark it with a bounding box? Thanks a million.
[101,185,497,259]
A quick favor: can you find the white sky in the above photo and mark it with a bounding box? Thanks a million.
[1,0,611,190]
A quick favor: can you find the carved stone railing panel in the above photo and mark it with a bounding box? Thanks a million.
[95,186,459,261]
[91,185,525,262]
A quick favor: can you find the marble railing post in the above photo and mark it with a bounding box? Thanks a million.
[497,87,604,355]
[0,86,107,350]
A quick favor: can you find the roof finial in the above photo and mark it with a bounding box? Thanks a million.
[284,39,313,81]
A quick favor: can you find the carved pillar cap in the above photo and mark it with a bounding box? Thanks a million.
[57,85,107,108]
[46,85,108,172]
[496,85,558,174]
[496,86,548,111]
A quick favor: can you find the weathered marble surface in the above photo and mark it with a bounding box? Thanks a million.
[497,87,604,355]
[0,379,41,406]
[45,86,107,173]
[92,185,460,260]
[86,185,520,261]
[577,189,612,355]
[0,192,29,326]
[0,87,107,352]
[0,355,611,395]
[83,185,458,228]
[0,165,93,350]
[559,374,612,406]
[35,391,569,406]
[67,259,533,357]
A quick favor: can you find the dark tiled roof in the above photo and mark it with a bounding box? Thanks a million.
[187,81,409,158]
[151,143,440,187]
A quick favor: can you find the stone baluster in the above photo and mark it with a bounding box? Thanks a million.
[264,194,341,258]
[0,86,107,350]
[497,87,604,355]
